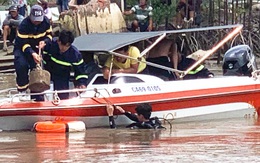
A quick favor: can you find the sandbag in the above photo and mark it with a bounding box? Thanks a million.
[29,67,51,93]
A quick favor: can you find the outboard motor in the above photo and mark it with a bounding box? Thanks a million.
[223,45,257,76]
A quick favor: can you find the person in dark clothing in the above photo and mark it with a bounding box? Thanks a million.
[176,0,194,28]
[106,103,165,129]
[13,4,52,101]
[43,30,88,100]
[178,53,214,79]
[10,0,27,16]
[174,35,213,79]
[83,61,101,85]
[176,0,203,27]
[194,0,203,26]
[56,0,69,13]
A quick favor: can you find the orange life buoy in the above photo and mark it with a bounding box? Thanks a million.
[32,120,86,133]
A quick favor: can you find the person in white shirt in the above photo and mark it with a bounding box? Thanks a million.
[37,0,52,22]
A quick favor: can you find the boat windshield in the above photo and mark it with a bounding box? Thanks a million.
[92,76,144,85]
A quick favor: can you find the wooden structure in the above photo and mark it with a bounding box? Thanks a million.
[59,0,127,37]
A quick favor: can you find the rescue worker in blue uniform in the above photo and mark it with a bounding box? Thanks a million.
[43,30,88,100]
[13,4,52,101]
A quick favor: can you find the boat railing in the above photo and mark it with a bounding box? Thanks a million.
[252,70,260,80]
[5,87,111,104]
[0,88,18,98]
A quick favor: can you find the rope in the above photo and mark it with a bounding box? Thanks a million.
[109,51,184,74]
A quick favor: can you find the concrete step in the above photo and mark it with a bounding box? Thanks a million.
[0,45,14,73]
[0,45,14,60]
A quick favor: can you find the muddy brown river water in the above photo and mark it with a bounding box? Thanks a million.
[0,118,259,162]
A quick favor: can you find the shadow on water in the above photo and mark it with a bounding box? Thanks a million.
[0,117,260,162]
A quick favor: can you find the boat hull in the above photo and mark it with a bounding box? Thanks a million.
[0,103,256,131]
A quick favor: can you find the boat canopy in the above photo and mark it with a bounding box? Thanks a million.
[73,24,242,52]
[73,31,164,52]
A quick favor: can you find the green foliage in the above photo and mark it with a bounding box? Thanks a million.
[27,0,38,5]
[125,0,138,7]
[150,0,176,27]
[125,0,176,28]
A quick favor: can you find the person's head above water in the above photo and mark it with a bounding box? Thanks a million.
[135,103,152,121]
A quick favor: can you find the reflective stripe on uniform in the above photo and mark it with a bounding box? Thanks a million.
[188,65,205,74]
[17,31,48,39]
[22,44,31,52]
[43,51,50,64]
[50,57,71,66]
[46,34,52,40]
[75,75,88,80]
[72,59,84,66]
[50,57,84,67]
[46,27,52,33]
[16,83,29,89]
